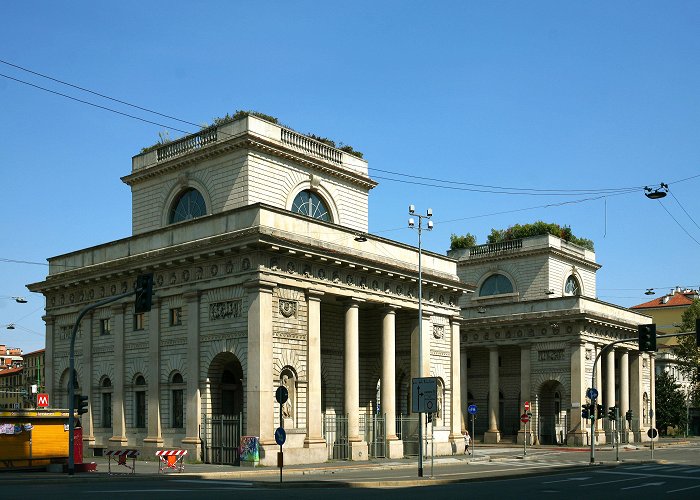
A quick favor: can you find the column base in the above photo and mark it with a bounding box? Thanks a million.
[142,437,165,458]
[594,430,607,445]
[483,430,501,444]
[108,436,128,447]
[387,438,404,459]
[181,436,202,460]
[566,429,589,446]
[517,430,534,445]
[349,440,369,461]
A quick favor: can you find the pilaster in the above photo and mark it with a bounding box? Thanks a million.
[144,297,163,449]
[109,303,127,446]
[305,289,325,451]
[484,345,500,443]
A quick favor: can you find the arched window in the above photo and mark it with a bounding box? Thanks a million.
[134,375,146,428]
[479,274,514,297]
[101,377,112,428]
[564,275,580,296]
[171,372,184,429]
[291,190,331,222]
[169,188,207,224]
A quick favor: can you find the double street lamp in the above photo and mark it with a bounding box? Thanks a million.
[408,204,432,477]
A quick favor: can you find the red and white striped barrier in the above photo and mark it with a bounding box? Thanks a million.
[106,449,140,474]
[156,449,188,473]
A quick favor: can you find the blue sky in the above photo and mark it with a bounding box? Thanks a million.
[1,1,699,353]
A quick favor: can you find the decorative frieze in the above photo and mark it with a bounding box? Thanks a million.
[274,332,306,341]
[538,349,565,361]
[126,342,149,351]
[209,300,242,320]
[160,338,188,347]
[430,349,451,358]
[201,332,246,343]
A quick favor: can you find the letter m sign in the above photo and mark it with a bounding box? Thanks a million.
[37,393,49,408]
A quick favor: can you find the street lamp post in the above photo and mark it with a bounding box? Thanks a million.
[408,204,433,478]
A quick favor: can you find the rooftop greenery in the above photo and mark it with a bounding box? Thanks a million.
[449,221,594,251]
[140,110,364,158]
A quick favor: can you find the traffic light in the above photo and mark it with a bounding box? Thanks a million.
[608,406,616,421]
[427,413,433,423]
[75,394,88,415]
[625,410,633,422]
[597,404,605,419]
[637,324,657,352]
[582,405,590,419]
[135,273,154,314]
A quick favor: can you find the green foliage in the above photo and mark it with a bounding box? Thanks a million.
[655,370,689,435]
[485,221,594,251]
[450,232,477,250]
[139,131,172,154]
[674,299,700,403]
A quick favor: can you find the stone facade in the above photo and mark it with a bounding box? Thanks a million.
[29,115,468,465]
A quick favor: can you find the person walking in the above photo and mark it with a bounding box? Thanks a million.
[463,429,471,455]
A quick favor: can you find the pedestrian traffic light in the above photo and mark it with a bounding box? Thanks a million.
[427,413,433,423]
[608,406,616,421]
[597,404,605,419]
[75,394,88,415]
[582,406,590,419]
[135,273,154,314]
[625,410,633,422]
[637,324,657,352]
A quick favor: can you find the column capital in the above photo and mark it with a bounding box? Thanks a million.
[519,342,532,350]
[306,288,325,301]
[42,315,54,325]
[450,315,463,325]
[244,279,276,293]
[183,289,201,301]
[339,297,365,307]
[381,304,399,314]
[488,345,499,353]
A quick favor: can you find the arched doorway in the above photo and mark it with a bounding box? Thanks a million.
[538,380,566,445]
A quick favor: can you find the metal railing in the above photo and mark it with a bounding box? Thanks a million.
[281,128,343,164]
[157,127,218,161]
[469,239,523,257]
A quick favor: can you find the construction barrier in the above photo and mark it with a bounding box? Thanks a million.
[156,449,188,473]
[105,449,139,474]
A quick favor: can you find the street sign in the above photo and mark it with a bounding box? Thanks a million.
[586,388,599,400]
[647,427,658,439]
[275,426,287,445]
[524,401,530,411]
[37,393,49,408]
[412,377,438,413]
[521,413,530,423]
[467,404,478,415]
[276,386,289,405]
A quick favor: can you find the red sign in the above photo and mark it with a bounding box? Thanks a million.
[520,413,530,423]
[524,401,530,411]
[37,393,49,407]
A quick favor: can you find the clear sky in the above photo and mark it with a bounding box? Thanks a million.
[1,1,699,353]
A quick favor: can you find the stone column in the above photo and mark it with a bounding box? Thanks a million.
[605,348,616,442]
[81,312,95,448]
[484,346,500,443]
[43,315,54,402]
[181,291,202,455]
[246,280,275,460]
[594,344,604,443]
[305,290,325,460]
[567,341,588,445]
[382,306,402,458]
[630,351,644,442]
[144,298,163,452]
[449,317,462,448]
[619,348,632,442]
[460,349,468,431]
[109,304,127,446]
[345,299,367,461]
[517,343,532,445]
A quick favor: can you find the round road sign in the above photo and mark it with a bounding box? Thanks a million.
[276,386,289,405]
[586,388,599,400]
[647,427,658,439]
[275,426,287,445]
[467,404,478,415]
[520,413,530,423]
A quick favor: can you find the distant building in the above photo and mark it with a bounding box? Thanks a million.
[0,345,22,370]
[0,366,23,409]
[21,349,46,408]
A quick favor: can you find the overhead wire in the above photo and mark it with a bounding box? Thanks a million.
[669,191,700,232]
[656,199,700,247]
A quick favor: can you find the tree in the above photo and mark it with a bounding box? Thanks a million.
[450,233,477,250]
[674,299,700,403]
[655,370,688,435]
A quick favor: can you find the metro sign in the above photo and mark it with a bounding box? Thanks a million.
[37,393,49,408]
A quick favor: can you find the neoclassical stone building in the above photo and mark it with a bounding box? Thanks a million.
[450,235,655,446]
[28,115,469,465]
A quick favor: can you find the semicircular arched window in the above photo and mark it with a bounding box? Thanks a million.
[478,273,514,297]
[291,190,331,222]
[169,188,207,224]
[564,275,580,296]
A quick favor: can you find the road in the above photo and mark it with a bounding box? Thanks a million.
[3,442,699,498]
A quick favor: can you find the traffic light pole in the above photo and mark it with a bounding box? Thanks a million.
[67,289,138,475]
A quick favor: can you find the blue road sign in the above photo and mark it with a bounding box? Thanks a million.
[586,388,599,400]
[275,427,286,446]
[468,404,478,415]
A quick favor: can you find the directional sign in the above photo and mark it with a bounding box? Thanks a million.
[586,388,599,400]
[467,404,478,415]
[412,377,438,413]
[37,393,49,408]
[275,426,287,446]
[520,413,530,423]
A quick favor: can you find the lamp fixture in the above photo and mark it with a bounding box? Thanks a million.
[477,306,486,314]
[13,297,27,304]
[645,288,655,296]
[6,323,15,330]
[354,233,368,243]
[644,183,668,200]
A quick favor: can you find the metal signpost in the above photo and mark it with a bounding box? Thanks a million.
[521,412,530,456]
[467,404,477,458]
[648,427,658,460]
[275,386,288,484]
[412,376,437,477]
